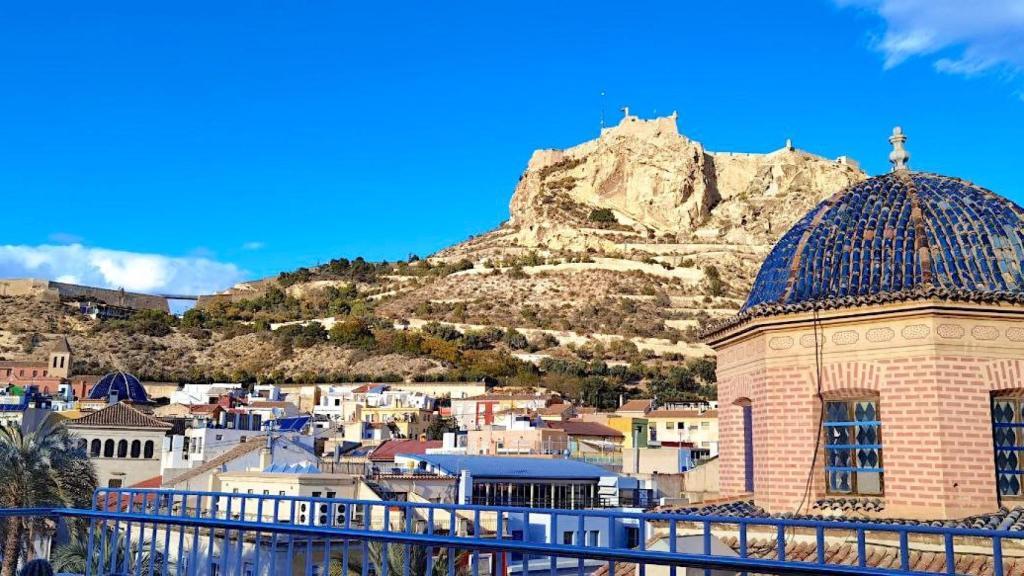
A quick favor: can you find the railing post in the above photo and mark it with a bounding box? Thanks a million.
[994,535,1004,576]
[816,525,825,566]
[857,528,866,568]
[899,529,909,572]
[668,519,678,576]
[944,532,955,574]
[776,524,785,562]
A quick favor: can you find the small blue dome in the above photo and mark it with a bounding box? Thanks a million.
[88,372,149,404]
[744,172,1024,311]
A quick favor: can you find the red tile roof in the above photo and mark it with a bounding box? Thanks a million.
[369,439,442,462]
[591,532,1013,575]
[67,402,172,429]
[617,399,653,413]
[537,403,573,416]
[102,475,163,511]
[544,420,623,438]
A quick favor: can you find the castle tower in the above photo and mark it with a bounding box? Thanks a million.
[48,336,72,379]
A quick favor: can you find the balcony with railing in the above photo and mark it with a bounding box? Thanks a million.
[1,488,1022,575]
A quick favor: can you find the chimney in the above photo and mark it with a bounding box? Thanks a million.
[108,390,119,405]
[260,434,274,469]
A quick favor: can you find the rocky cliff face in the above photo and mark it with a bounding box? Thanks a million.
[498,112,865,253]
[510,113,719,236]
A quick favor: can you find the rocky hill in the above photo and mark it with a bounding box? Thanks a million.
[0,112,867,390]
[381,112,866,351]
[437,111,864,280]
[206,111,866,361]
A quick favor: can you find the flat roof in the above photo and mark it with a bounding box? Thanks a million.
[403,454,617,480]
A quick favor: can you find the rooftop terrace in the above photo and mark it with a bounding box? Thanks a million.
[2,487,1022,575]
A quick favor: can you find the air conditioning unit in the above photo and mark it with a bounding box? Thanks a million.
[314,502,346,526]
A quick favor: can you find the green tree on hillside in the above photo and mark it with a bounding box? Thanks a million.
[329,318,375,349]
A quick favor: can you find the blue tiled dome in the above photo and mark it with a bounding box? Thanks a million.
[743,172,1024,311]
[88,372,149,404]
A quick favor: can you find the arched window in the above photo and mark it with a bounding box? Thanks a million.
[91,439,101,457]
[103,439,114,458]
[130,440,141,458]
[117,439,128,458]
[143,440,155,459]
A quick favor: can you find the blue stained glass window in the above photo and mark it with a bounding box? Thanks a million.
[993,398,1024,498]
[824,399,883,495]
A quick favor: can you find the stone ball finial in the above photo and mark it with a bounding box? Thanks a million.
[888,126,910,172]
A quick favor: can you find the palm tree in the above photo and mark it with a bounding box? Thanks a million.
[0,419,97,576]
[328,540,469,576]
[50,530,172,576]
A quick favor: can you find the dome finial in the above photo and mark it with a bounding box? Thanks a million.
[888,126,910,172]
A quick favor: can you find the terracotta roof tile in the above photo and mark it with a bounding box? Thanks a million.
[369,439,442,462]
[67,402,172,429]
[544,420,623,438]
[707,534,1018,574]
[616,399,653,413]
[537,403,573,416]
[101,475,163,511]
[703,287,1024,340]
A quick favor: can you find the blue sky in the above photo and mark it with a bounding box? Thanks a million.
[1,1,1022,295]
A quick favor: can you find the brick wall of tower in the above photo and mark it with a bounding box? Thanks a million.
[713,307,1024,520]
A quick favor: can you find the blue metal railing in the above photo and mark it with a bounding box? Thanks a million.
[0,487,1021,575]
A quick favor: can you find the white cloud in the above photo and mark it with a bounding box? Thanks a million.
[0,244,246,296]
[241,241,265,251]
[839,0,1024,77]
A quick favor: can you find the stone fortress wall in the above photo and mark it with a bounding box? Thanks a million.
[0,278,170,313]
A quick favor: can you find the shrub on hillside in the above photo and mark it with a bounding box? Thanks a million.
[502,329,529,350]
[704,265,725,297]
[329,318,375,349]
[95,309,177,337]
[588,208,617,224]
[422,321,462,342]
[275,322,328,350]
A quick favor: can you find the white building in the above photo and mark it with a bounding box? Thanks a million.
[170,383,244,405]
[313,384,434,423]
[66,402,172,488]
